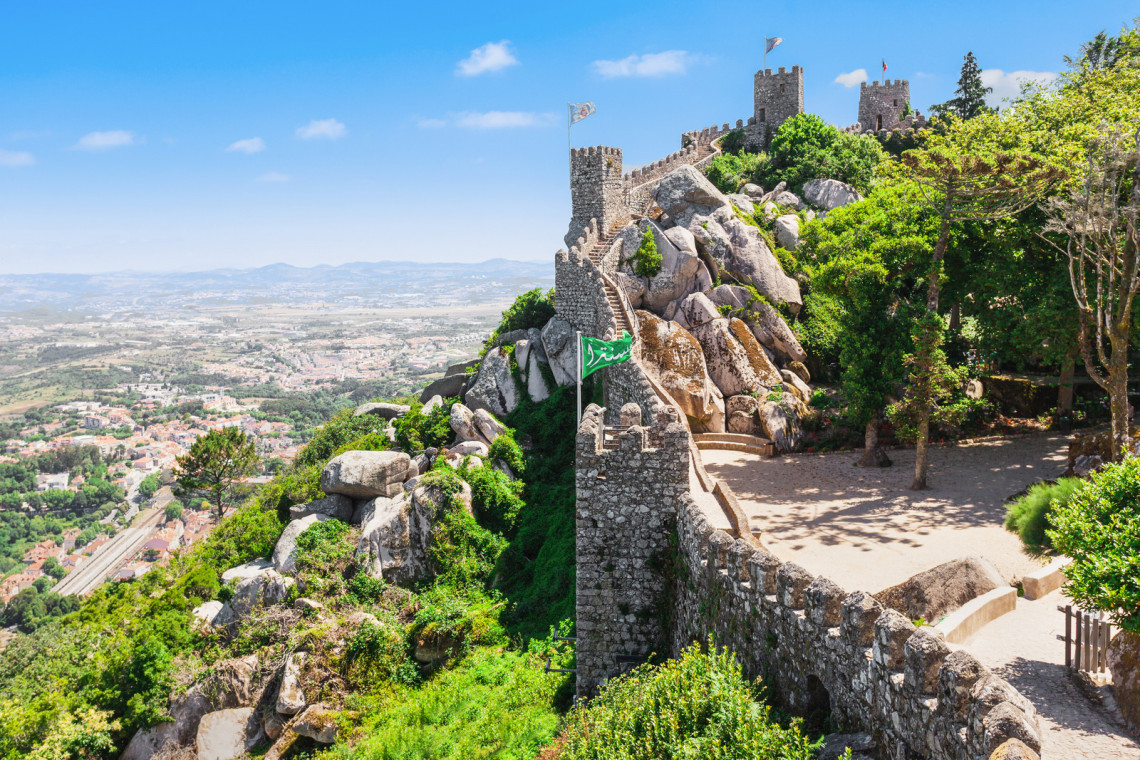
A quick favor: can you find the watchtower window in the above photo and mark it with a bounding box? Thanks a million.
[759,108,766,122]
[876,114,883,130]
[780,83,785,94]
[893,99,898,107]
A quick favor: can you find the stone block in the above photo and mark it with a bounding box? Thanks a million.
[904,628,951,694]
[983,702,1041,755]
[841,591,884,647]
[804,577,846,628]
[937,649,986,722]
[748,550,782,594]
[873,609,915,670]
[776,562,814,609]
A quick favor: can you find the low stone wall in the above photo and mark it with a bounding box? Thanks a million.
[670,495,1042,760]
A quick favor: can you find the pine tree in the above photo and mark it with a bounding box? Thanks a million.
[931,52,993,120]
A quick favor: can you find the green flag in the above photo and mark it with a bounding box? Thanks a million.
[580,331,633,379]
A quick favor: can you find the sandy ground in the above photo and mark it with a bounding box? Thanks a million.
[702,434,1071,594]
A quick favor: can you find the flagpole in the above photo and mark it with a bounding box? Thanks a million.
[576,331,582,428]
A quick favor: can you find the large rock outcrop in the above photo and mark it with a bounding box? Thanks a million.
[272,514,331,574]
[321,451,415,499]
[707,285,807,364]
[465,347,521,418]
[802,178,863,211]
[721,218,802,310]
[355,480,473,586]
[874,555,1006,622]
[651,164,731,229]
[230,569,293,617]
[690,317,782,398]
[288,494,353,522]
[616,220,704,314]
[541,318,577,387]
[635,310,725,433]
[196,707,257,760]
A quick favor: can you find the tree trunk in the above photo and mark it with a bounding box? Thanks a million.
[911,211,952,491]
[1109,334,1131,462]
[1057,346,1077,433]
[856,415,891,467]
[911,416,930,489]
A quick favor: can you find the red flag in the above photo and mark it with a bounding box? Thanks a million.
[882,58,887,73]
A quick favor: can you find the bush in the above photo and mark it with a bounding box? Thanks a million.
[406,586,507,663]
[763,113,885,194]
[421,470,506,587]
[1048,457,1140,632]
[344,619,418,688]
[486,288,556,348]
[559,640,816,760]
[626,227,662,278]
[704,151,767,194]
[394,400,454,453]
[459,463,525,536]
[1004,478,1082,552]
[487,432,525,477]
[293,406,392,469]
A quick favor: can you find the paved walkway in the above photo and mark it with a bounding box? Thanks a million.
[961,588,1139,759]
[702,435,1069,593]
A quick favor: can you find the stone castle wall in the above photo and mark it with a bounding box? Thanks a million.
[753,65,805,145]
[575,404,690,696]
[669,495,1042,759]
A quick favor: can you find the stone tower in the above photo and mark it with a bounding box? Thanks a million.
[566,146,627,249]
[753,65,804,143]
[858,79,911,132]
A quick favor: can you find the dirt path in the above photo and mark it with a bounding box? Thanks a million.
[961,589,1140,759]
[702,434,1070,593]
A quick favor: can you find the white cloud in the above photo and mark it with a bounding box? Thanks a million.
[454,111,556,129]
[980,69,1057,107]
[0,149,35,167]
[835,68,868,88]
[296,118,347,140]
[417,118,447,129]
[257,171,290,183]
[456,40,519,77]
[72,130,136,150]
[226,137,265,154]
[592,50,694,78]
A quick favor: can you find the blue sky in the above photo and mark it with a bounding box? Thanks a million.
[1,0,1135,274]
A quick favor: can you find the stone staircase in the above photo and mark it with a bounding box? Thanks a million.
[692,432,776,457]
[583,226,632,336]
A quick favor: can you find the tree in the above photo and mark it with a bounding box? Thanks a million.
[1065,20,1140,71]
[762,113,886,194]
[137,473,161,499]
[806,183,936,466]
[931,52,993,119]
[900,139,1060,488]
[1045,126,1140,460]
[1048,455,1140,632]
[174,427,258,520]
[164,500,184,523]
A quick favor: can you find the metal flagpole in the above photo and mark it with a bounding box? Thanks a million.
[576,331,582,427]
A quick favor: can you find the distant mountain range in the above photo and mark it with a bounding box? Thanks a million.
[0,259,554,314]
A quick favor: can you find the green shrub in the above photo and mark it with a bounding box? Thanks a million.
[626,227,662,278]
[329,647,565,760]
[406,586,507,663]
[560,640,816,760]
[294,519,354,598]
[1005,478,1083,552]
[487,430,525,477]
[1048,457,1140,632]
[704,150,767,193]
[762,113,885,194]
[459,462,525,536]
[394,400,454,452]
[294,407,391,469]
[421,470,506,587]
[329,431,390,459]
[486,288,556,348]
[344,619,418,688]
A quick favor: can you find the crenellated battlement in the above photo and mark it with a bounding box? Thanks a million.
[858,78,915,133]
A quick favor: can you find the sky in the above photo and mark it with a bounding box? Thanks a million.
[0,0,1136,274]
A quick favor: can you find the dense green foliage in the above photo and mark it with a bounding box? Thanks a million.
[559,641,816,760]
[931,51,993,119]
[393,399,454,452]
[137,472,161,499]
[294,406,393,469]
[626,226,662,278]
[763,113,886,194]
[1004,478,1083,553]
[1048,457,1140,632]
[331,647,567,760]
[704,149,766,194]
[486,288,556,348]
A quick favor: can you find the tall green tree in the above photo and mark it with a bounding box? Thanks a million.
[931,52,993,119]
[805,183,935,466]
[174,427,258,520]
[1064,19,1140,71]
[1044,126,1140,460]
[900,137,1060,489]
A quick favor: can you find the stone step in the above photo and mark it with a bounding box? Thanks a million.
[694,440,776,457]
